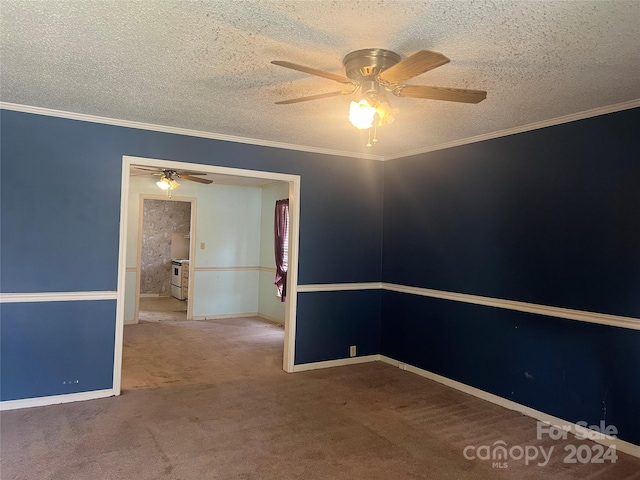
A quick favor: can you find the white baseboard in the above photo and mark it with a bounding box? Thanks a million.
[257,313,285,325]
[292,354,380,372]
[191,312,259,320]
[378,355,640,459]
[3,354,637,459]
[123,319,138,325]
[193,312,283,324]
[0,389,114,411]
[139,293,161,298]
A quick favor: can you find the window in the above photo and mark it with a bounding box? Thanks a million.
[274,199,289,301]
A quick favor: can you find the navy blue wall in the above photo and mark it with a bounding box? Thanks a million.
[383,108,640,318]
[1,301,116,401]
[381,292,640,445]
[382,108,640,445]
[1,110,384,292]
[296,290,381,364]
[0,110,384,399]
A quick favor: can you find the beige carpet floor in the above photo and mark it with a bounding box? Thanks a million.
[138,296,187,322]
[2,317,639,480]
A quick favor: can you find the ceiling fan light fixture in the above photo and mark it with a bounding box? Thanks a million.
[272,48,487,148]
[156,174,179,191]
[374,94,399,126]
[349,99,377,130]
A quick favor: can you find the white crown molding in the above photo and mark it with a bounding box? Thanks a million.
[4,100,637,162]
[0,389,113,411]
[0,102,385,161]
[378,356,640,459]
[384,98,640,160]
[0,291,118,303]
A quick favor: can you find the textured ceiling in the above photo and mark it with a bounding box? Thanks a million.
[2,1,639,160]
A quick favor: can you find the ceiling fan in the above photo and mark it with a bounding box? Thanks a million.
[272,48,487,145]
[130,166,213,196]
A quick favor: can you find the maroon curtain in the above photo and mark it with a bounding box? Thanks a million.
[274,199,289,301]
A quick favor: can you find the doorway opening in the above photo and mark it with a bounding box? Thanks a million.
[114,155,300,395]
[137,197,193,323]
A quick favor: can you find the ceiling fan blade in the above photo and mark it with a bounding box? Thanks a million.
[275,90,355,105]
[132,166,185,177]
[378,50,450,83]
[175,170,208,176]
[271,60,352,84]
[396,85,487,103]
[180,174,213,184]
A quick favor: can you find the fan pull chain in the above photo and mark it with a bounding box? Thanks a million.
[366,128,372,148]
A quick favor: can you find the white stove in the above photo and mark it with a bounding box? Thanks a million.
[171,258,188,300]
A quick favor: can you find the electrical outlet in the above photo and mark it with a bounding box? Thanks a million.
[200,242,205,249]
[349,345,356,357]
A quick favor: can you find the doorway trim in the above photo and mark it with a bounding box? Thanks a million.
[134,194,197,323]
[114,155,301,395]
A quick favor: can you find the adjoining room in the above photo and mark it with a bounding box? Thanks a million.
[122,164,292,391]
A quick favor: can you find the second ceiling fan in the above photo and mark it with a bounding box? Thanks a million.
[131,166,213,197]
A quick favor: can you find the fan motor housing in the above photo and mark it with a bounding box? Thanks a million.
[343,48,401,81]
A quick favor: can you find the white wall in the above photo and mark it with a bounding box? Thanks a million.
[257,182,289,324]
[191,184,261,317]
